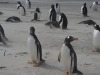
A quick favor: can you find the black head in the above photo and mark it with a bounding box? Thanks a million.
[51,4,55,9]
[30,27,35,35]
[94,24,100,31]
[56,3,59,7]
[17,1,21,4]
[64,36,78,43]
[83,3,86,6]
[95,1,98,5]
[36,7,40,13]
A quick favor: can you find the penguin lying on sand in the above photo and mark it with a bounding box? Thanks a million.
[45,21,60,28]
[93,24,100,52]
[27,27,45,67]
[5,16,22,22]
[0,24,8,40]
[78,19,96,25]
[58,36,83,75]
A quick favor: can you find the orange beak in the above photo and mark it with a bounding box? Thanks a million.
[72,37,78,41]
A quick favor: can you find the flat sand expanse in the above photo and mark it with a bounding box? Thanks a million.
[0,1,100,75]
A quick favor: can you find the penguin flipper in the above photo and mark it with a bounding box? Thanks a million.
[58,52,61,62]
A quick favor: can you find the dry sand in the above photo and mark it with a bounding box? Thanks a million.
[0,1,100,75]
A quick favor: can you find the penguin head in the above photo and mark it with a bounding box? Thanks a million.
[94,24,100,31]
[51,4,55,9]
[95,1,98,5]
[36,7,40,13]
[64,36,78,43]
[56,3,59,7]
[17,1,21,4]
[83,3,86,6]
[30,27,35,35]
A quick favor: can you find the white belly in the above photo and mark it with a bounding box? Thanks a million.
[93,30,100,49]
[61,44,74,73]
[26,1,29,9]
[19,7,25,16]
[27,35,40,63]
[59,15,63,29]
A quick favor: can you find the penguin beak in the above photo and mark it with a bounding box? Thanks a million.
[72,37,78,41]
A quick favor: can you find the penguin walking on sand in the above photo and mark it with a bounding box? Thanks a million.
[81,3,88,17]
[59,12,68,30]
[93,24,100,52]
[27,27,45,67]
[58,36,83,75]
[49,4,57,21]
[17,2,26,16]
[0,25,8,41]
[55,3,60,14]
[31,7,41,21]
[26,0,31,9]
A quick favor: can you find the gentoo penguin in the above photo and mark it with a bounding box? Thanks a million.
[0,24,8,40]
[17,2,26,16]
[59,12,68,30]
[26,0,31,9]
[55,3,60,14]
[45,21,60,28]
[93,24,100,52]
[27,27,45,67]
[91,1,98,11]
[81,3,88,17]
[49,4,57,21]
[78,19,96,25]
[58,36,83,75]
[5,16,22,22]
[31,7,41,21]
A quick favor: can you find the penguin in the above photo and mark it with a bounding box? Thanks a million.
[26,0,31,9]
[78,19,96,25]
[0,24,8,40]
[31,7,41,21]
[49,4,57,21]
[81,3,88,17]
[59,12,68,30]
[27,27,45,67]
[55,3,60,14]
[17,2,26,16]
[5,16,22,22]
[93,24,100,52]
[45,21,60,28]
[91,1,98,11]
[58,36,83,75]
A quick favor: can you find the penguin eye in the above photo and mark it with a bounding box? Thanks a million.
[67,36,72,39]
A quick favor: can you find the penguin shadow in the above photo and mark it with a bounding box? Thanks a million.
[30,19,48,22]
[41,62,63,72]
[0,44,12,48]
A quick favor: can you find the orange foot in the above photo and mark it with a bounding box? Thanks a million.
[65,72,69,75]
[34,63,40,67]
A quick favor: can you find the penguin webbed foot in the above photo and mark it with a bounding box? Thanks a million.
[33,63,40,67]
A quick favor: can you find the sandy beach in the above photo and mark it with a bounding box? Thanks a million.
[0,1,100,75]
